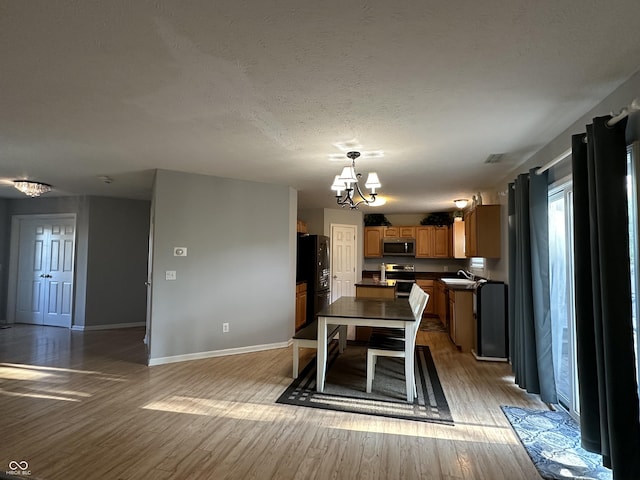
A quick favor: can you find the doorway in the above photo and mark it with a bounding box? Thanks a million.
[9,215,76,328]
[330,224,357,302]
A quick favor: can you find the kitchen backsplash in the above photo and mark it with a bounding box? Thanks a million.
[363,256,467,272]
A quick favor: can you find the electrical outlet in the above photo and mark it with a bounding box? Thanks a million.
[222,323,229,333]
[443,266,449,272]
[165,270,177,280]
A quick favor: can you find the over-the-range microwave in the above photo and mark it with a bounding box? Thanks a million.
[382,238,416,256]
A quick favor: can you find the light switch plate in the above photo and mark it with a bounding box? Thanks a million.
[165,270,177,280]
[173,247,187,257]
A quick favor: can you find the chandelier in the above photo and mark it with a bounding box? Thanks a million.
[13,180,52,197]
[330,151,381,209]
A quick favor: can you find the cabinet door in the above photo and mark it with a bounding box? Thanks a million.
[475,205,501,258]
[436,282,448,325]
[384,227,399,237]
[432,226,450,257]
[295,284,307,331]
[465,209,477,257]
[416,280,434,316]
[449,296,456,343]
[399,226,416,238]
[415,226,433,258]
[364,227,383,257]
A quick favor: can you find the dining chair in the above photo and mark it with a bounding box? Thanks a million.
[365,287,429,397]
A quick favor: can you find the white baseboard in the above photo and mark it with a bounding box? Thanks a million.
[148,340,290,366]
[71,322,146,331]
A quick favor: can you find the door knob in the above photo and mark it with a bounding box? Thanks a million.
[145,281,152,286]
[332,275,337,279]
[40,274,46,278]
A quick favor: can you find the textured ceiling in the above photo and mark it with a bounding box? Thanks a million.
[2,1,640,213]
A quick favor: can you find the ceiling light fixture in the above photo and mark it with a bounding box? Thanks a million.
[13,180,52,197]
[331,151,381,209]
[454,199,468,209]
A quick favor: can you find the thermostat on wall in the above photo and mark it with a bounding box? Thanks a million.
[173,247,187,257]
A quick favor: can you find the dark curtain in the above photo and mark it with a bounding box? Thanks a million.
[572,116,640,478]
[508,168,557,403]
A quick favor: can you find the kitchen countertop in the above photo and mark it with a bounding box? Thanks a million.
[362,270,483,290]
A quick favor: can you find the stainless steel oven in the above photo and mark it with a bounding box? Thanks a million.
[384,263,416,297]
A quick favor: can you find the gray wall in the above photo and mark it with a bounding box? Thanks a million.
[2,195,150,328]
[486,69,640,282]
[84,197,150,327]
[148,170,296,363]
[0,199,8,321]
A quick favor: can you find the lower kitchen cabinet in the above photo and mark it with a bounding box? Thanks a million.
[435,280,448,325]
[416,279,435,316]
[448,289,474,352]
[295,282,307,331]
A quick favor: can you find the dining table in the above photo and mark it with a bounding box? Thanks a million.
[316,295,419,402]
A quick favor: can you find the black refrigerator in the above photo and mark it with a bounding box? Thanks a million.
[297,234,331,326]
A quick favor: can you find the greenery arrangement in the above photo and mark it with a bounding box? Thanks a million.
[364,214,392,226]
[420,212,453,226]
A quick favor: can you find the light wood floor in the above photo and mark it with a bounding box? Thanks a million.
[0,324,547,480]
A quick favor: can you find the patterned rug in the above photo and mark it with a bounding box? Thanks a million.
[501,406,612,480]
[277,343,453,424]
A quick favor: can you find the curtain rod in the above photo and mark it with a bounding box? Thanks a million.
[607,97,640,126]
[535,148,572,175]
[535,97,640,175]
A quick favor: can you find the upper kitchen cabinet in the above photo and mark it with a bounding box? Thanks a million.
[384,226,416,238]
[464,205,501,258]
[415,226,451,258]
[364,226,384,258]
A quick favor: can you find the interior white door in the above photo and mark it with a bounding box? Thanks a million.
[15,217,75,327]
[330,224,357,302]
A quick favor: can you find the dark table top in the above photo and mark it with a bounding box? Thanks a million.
[317,296,416,321]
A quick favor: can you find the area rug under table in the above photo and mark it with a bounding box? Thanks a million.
[501,406,611,480]
[277,343,453,424]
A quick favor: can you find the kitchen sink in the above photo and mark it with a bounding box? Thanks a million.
[440,278,477,286]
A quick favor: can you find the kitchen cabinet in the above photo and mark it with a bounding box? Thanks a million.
[435,280,448,326]
[452,220,465,258]
[464,205,501,258]
[415,226,451,258]
[355,280,397,299]
[364,227,384,258]
[416,279,435,316]
[448,289,474,352]
[384,226,415,238]
[295,282,307,331]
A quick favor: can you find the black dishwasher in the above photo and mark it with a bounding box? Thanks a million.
[474,281,508,360]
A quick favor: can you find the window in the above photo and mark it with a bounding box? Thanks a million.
[626,142,640,402]
[549,179,578,416]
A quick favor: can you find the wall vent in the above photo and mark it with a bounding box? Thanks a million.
[484,153,505,164]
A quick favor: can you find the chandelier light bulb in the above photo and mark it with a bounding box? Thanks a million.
[454,198,468,209]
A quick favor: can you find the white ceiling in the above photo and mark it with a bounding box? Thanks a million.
[2,1,640,213]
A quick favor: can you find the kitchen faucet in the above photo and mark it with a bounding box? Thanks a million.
[457,269,475,281]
